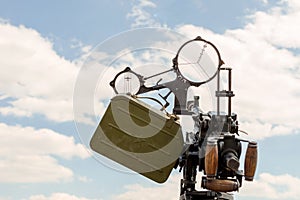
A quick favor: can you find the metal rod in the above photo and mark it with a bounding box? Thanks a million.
[228,68,232,116]
[217,69,220,115]
[144,68,174,80]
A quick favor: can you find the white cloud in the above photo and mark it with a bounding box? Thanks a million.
[0,22,79,123]
[0,123,89,183]
[70,38,92,54]
[234,1,300,49]
[0,155,73,183]
[0,18,9,24]
[237,121,298,140]
[78,176,93,183]
[127,0,164,28]
[238,173,300,199]
[112,173,181,200]
[0,197,11,200]
[27,193,99,200]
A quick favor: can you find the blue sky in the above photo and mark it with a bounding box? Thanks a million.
[0,0,299,200]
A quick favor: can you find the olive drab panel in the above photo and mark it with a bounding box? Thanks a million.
[90,94,184,183]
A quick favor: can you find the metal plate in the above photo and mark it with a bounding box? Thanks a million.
[90,94,184,183]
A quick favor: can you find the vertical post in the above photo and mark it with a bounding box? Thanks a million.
[217,69,220,115]
[228,68,232,116]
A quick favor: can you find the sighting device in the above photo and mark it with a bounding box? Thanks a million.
[90,36,258,200]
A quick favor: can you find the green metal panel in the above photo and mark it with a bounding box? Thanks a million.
[90,94,184,183]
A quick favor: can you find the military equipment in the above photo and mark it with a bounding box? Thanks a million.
[90,36,258,200]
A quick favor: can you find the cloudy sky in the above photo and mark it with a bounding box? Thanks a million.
[0,0,300,199]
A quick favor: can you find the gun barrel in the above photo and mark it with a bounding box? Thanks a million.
[224,151,240,172]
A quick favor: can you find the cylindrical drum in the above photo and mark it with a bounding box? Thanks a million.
[202,178,239,192]
[244,141,258,181]
[205,139,218,178]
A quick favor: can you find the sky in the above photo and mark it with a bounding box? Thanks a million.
[0,0,300,199]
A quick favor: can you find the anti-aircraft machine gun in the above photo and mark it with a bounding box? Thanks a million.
[90,36,258,200]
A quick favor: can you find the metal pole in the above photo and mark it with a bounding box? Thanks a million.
[217,69,220,115]
[228,68,232,116]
